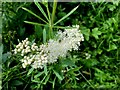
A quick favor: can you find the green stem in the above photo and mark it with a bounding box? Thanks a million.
[52,0,57,25]
[50,0,57,39]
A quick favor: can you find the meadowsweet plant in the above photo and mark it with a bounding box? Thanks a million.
[13,25,84,69]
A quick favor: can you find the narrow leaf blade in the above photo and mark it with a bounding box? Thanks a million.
[22,7,48,24]
[53,69,63,81]
[27,68,34,76]
[34,2,49,21]
[54,5,79,25]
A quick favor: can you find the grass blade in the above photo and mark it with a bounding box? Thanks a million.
[22,7,48,24]
[24,21,75,29]
[27,68,34,76]
[34,2,49,22]
[53,69,63,81]
[54,5,79,25]
[24,21,48,27]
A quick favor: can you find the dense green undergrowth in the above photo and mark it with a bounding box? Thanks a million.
[2,1,120,89]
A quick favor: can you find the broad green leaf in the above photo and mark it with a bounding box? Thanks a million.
[54,5,79,25]
[91,28,102,39]
[43,28,46,43]
[34,2,49,21]
[27,68,34,76]
[22,7,48,24]
[53,69,63,81]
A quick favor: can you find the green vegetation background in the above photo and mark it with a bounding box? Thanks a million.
[2,1,120,89]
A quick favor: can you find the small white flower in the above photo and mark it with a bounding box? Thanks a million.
[20,45,23,50]
[17,48,21,52]
[22,63,26,68]
[16,45,20,48]
[27,49,31,53]
[25,44,28,47]
[32,48,35,51]
[24,60,28,66]
[26,41,29,45]
[21,49,25,54]
[26,46,30,50]
[21,53,24,56]
[27,60,31,65]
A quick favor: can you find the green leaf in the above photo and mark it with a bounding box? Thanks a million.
[54,5,79,25]
[12,80,23,86]
[81,27,90,41]
[43,28,46,43]
[22,7,48,24]
[43,73,50,85]
[44,64,47,75]
[27,68,34,76]
[24,21,48,27]
[2,52,11,63]
[35,25,43,38]
[34,2,49,21]
[107,4,116,11]
[67,66,82,74]
[83,59,99,68]
[40,0,48,7]
[97,49,103,54]
[18,27,25,36]
[24,21,74,29]
[107,42,117,52]
[53,69,63,81]
[61,59,76,67]
[34,71,44,79]
[91,28,102,39]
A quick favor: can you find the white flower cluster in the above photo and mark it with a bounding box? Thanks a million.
[13,25,84,69]
[45,25,84,63]
[13,38,48,69]
[13,38,31,56]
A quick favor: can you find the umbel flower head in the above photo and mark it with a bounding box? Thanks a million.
[13,25,84,69]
